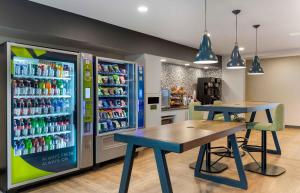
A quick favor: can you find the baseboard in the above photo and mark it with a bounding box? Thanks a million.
[286,125,300,128]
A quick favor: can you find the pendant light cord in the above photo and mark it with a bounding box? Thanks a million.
[235,13,238,44]
[204,0,207,32]
[255,28,258,56]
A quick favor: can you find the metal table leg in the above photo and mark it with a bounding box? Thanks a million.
[194,134,248,190]
[215,112,245,158]
[189,142,228,173]
[154,148,173,193]
[189,111,228,173]
[119,144,137,193]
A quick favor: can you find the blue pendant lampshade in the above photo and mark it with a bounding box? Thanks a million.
[248,25,264,75]
[227,10,246,69]
[194,33,218,64]
[248,55,264,75]
[194,0,218,64]
[227,43,246,69]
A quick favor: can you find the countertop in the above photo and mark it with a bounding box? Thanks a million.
[161,106,188,111]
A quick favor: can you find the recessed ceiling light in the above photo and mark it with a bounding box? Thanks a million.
[239,47,245,51]
[160,58,166,62]
[289,32,300,37]
[203,66,209,69]
[184,63,190,66]
[137,5,148,13]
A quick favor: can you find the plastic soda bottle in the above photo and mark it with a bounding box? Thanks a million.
[30,118,36,135]
[45,80,52,96]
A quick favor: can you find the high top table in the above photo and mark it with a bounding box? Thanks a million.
[194,101,281,156]
[115,120,247,193]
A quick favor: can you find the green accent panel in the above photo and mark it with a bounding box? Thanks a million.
[11,46,33,58]
[11,149,53,184]
[83,59,93,123]
[33,49,47,57]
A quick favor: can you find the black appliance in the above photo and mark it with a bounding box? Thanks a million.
[196,77,222,104]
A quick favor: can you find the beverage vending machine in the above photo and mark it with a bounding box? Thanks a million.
[0,42,93,192]
[94,57,144,164]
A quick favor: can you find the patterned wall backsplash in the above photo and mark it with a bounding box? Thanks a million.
[161,63,222,96]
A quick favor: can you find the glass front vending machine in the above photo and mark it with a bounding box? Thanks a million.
[0,42,93,192]
[94,57,144,164]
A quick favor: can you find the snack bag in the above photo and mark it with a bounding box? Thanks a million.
[108,65,115,72]
[103,100,109,108]
[107,120,114,130]
[115,99,121,107]
[102,76,108,84]
[98,64,103,72]
[113,75,120,84]
[113,65,120,73]
[113,121,121,129]
[102,65,109,72]
[98,75,103,84]
[103,88,109,96]
[108,76,114,84]
[119,76,126,84]
[98,88,103,96]
[121,100,126,107]
[108,88,115,95]
[121,121,127,128]
[121,69,127,74]
[98,100,103,108]
[109,100,114,107]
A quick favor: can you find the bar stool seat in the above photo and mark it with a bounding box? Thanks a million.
[243,104,286,176]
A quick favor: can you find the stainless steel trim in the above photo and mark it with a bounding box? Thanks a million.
[97,128,136,137]
[96,56,137,65]
[135,63,139,130]
[7,43,12,189]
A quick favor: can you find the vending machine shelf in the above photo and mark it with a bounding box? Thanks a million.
[14,130,71,140]
[13,95,72,99]
[13,75,71,81]
[98,72,128,76]
[99,117,128,122]
[97,127,133,136]
[99,95,128,98]
[14,111,71,120]
[99,106,128,110]
[98,83,128,87]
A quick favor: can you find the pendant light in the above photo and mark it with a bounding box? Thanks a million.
[194,0,218,64]
[227,10,246,69]
[248,25,264,75]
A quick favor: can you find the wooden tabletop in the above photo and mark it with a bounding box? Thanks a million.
[115,120,245,153]
[194,101,279,113]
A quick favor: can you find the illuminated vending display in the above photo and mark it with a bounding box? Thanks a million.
[0,42,80,191]
[94,57,144,163]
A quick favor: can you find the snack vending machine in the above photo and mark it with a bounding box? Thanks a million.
[0,42,84,192]
[94,57,144,163]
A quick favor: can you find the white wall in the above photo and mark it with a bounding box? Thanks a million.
[222,56,246,102]
[246,56,300,126]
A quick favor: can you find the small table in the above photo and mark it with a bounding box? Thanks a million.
[115,120,247,193]
[194,101,281,155]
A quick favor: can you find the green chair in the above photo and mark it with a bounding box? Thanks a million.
[212,100,225,121]
[242,104,286,176]
[188,102,204,120]
[212,100,245,122]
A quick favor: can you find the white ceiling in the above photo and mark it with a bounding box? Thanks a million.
[31,0,300,56]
